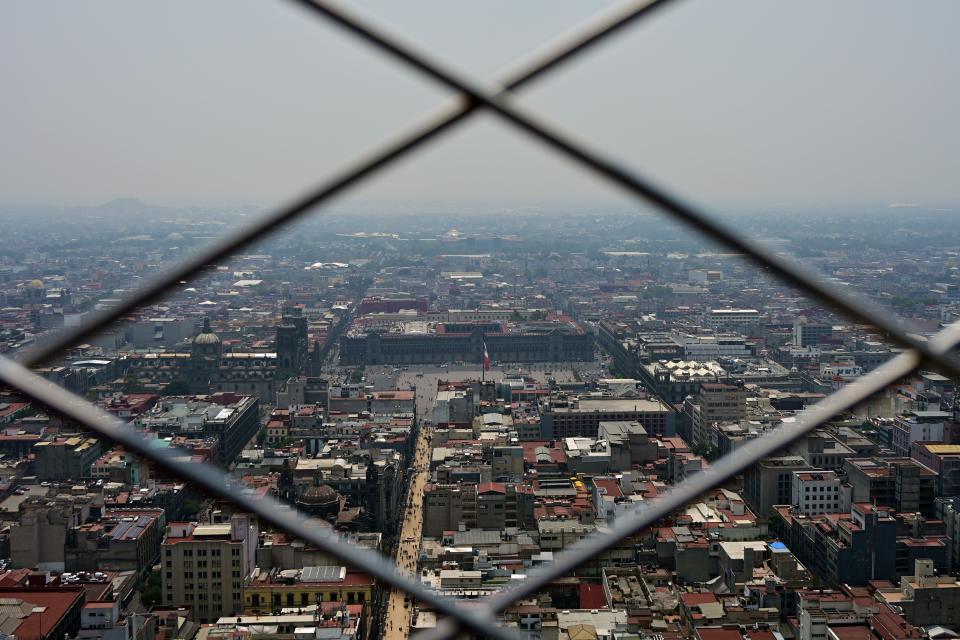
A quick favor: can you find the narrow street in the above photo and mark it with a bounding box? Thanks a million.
[382,399,433,640]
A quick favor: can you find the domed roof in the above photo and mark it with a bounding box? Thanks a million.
[193,317,221,345]
[299,484,340,505]
[27,279,44,289]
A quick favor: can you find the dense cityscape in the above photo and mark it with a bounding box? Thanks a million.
[0,202,959,640]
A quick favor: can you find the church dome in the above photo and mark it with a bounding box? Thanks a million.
[27,279,44,289]
[299,484,340,506]
[193,317,221,345]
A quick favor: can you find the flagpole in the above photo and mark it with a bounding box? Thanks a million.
[481,339,487,384]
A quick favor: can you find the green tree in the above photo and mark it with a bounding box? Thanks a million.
[641,285,672,300]
[140,569,162,609]
[164,379,191,395]
[349,368,364,383]
[123,369,144,393]
[692,442,721,461]
[181,498,204,519]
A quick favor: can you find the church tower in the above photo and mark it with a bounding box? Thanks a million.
[276,305,308,379]
[188,317,221,393]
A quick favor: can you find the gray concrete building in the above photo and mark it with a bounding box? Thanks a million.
[743,456,814,519]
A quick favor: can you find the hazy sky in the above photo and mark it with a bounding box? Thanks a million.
[2,0,959,211]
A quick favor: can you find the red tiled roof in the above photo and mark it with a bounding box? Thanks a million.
[683,592,719,606]
[0,402,29,419]
[0,588,85,640]
[0,569,31,587]
[579,583,607,609]
[870,605,924,639]
[696,628,742,640]
[829,625,873,640]
[593,478,623,498]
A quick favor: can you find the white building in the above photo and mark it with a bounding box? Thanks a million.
[432,389,472,425]
[689,269,722,285]
[819,360,863,380]
[792,470,848,515]
[706,308,760,329]
[680,334,752,361]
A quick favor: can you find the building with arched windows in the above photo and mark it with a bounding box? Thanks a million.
[123,310,322,402]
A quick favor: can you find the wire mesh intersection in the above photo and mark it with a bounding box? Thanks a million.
[4,0,956,638]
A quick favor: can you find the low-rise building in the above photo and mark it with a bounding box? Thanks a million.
[33,437,102,480]
[243,566,374,614]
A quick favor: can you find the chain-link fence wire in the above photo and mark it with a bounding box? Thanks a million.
[3,0,955,638]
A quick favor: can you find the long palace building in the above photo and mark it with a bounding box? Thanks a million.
[339,318,593,365]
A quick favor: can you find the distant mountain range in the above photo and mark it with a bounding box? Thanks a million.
[0,198,259,220]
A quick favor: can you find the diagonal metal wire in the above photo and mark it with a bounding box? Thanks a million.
[288,0,960,380]
[18,0,676,369]
[0,353,519,640]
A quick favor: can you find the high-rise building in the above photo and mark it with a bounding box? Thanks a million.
[743,456,814,518]
[792,317,833,347]
[161,515,258,623]
[690,383,747,447]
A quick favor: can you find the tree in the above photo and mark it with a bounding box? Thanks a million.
[164,379,191,395]
[349,368,364,383]
[123,369,144,393]
[181,498,204,519]
[692,442,721,461]
[140,569,162,609]
[641,285,672,300]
